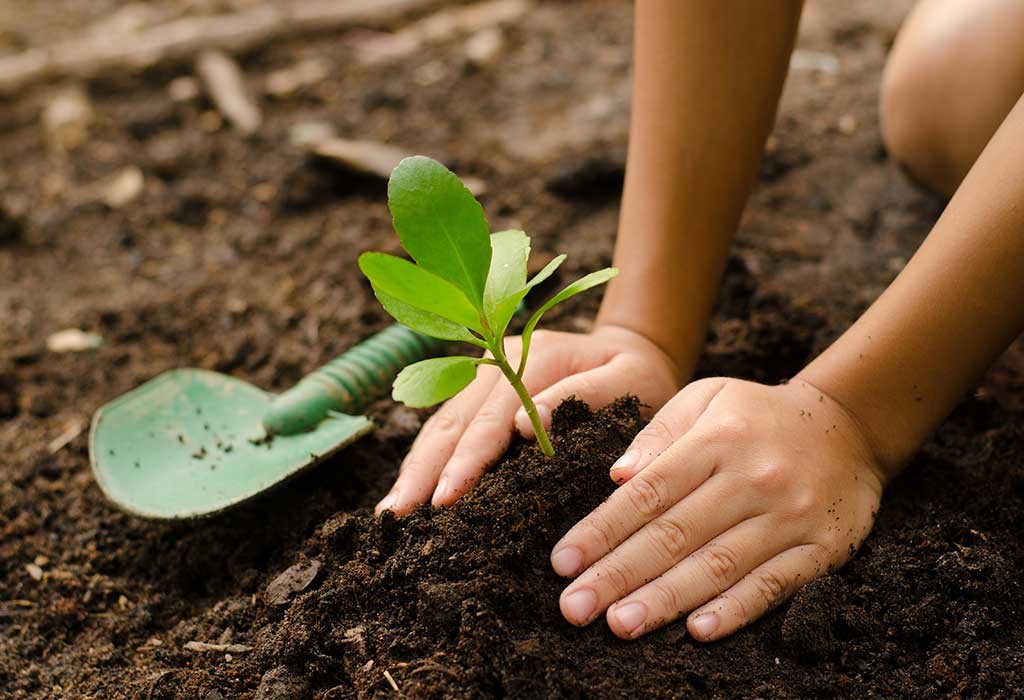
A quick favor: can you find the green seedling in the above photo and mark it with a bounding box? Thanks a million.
[359,156,617,457]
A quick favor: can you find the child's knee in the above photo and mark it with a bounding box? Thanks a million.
[879,48,958,196]
[880,14,980,197]
[880,0,1024,197]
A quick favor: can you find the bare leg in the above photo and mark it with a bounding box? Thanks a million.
[881,0,1024,196]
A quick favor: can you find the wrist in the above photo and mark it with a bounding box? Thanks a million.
[794,365,918,482]
[594,306,701,385]
[587,322,687,390]
[596,271,711,381]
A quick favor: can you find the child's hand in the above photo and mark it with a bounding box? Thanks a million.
[375,325,682,516]
[551,377,885,642]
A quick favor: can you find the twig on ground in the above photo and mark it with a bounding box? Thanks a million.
[0,0,444,94]
[47,419,85,454]
[196,50,261,135]
[309,137,487,195]
[351,0,530,65]
[183,641,254,653]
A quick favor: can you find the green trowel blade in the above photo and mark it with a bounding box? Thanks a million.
[89,369,372,519]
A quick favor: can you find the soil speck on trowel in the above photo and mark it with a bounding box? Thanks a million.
[248,433,275,448]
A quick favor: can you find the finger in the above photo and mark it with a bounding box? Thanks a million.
[430,379,524,507]
[512,356,615,438]
[686,543,830,642]
[603,515,797,639]
[557,474,751,626]
[550,431,717,578]
[376,365,500,515]
[609,377,729,484]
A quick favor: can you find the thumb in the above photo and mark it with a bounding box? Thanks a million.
[609,377,729,484]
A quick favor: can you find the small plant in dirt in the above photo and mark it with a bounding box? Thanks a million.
[359,156,617,456]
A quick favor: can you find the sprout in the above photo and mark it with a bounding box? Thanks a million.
[359,156,616,456]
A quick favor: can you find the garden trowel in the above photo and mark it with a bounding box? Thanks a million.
[89,324,441,519]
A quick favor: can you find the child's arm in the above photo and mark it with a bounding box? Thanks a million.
[800,92,1024,471]
[595,0,803,381]
[552,93,1024,642]
[377,0,804,516]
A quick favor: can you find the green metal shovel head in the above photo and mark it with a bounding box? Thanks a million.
[90,369,372,519]
[89,325,441,520]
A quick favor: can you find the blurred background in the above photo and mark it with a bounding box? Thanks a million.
[1,1,927,390]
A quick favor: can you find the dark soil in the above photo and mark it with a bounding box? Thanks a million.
[2,1,1024,698]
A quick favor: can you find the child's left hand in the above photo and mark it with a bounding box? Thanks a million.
[550,377,886,642]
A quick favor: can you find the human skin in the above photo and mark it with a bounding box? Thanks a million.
[379,0,1024,642]
[882,0,1024,196]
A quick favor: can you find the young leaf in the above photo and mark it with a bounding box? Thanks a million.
[484,229,529,331]
[490,294,526,339]
[359,252,483,333]
[374,290,486,347]
[525,253,566,289]
[393,356,481,408]
[388,156,491,308]
[488,252,568,338]
[517,267,619,375]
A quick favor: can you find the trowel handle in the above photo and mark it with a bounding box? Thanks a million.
[263,324,443,435]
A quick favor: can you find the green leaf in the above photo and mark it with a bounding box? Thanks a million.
[375,290,485,347]
[490,293,527,339]
[484,230,529,333]
[388,156,491,308]
[488,252,568,338]
[517,267,619,375]
[392,356,481,408]
[359,252,483,333]
[525,254,566,289]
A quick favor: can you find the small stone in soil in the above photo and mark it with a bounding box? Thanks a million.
[46,329,103,353]
[100,167,144,209]
[264,559,321,605]
[168,76,200,103]
[43,86,93,150]
[254,666,310,700]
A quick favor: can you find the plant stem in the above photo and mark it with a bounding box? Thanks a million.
[491,341,555,457]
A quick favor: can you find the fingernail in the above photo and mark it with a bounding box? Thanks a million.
[536,403,552,426]
[518,404,551,438]
[613,601,648,637]
[431,476,449,506]
[376,491,397,514]
[609,449,640,481]
[550,545,583,577]
[690,612,719,640]
[562,589,597,625]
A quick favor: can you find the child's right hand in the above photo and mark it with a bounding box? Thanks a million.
[375,325,683,515]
